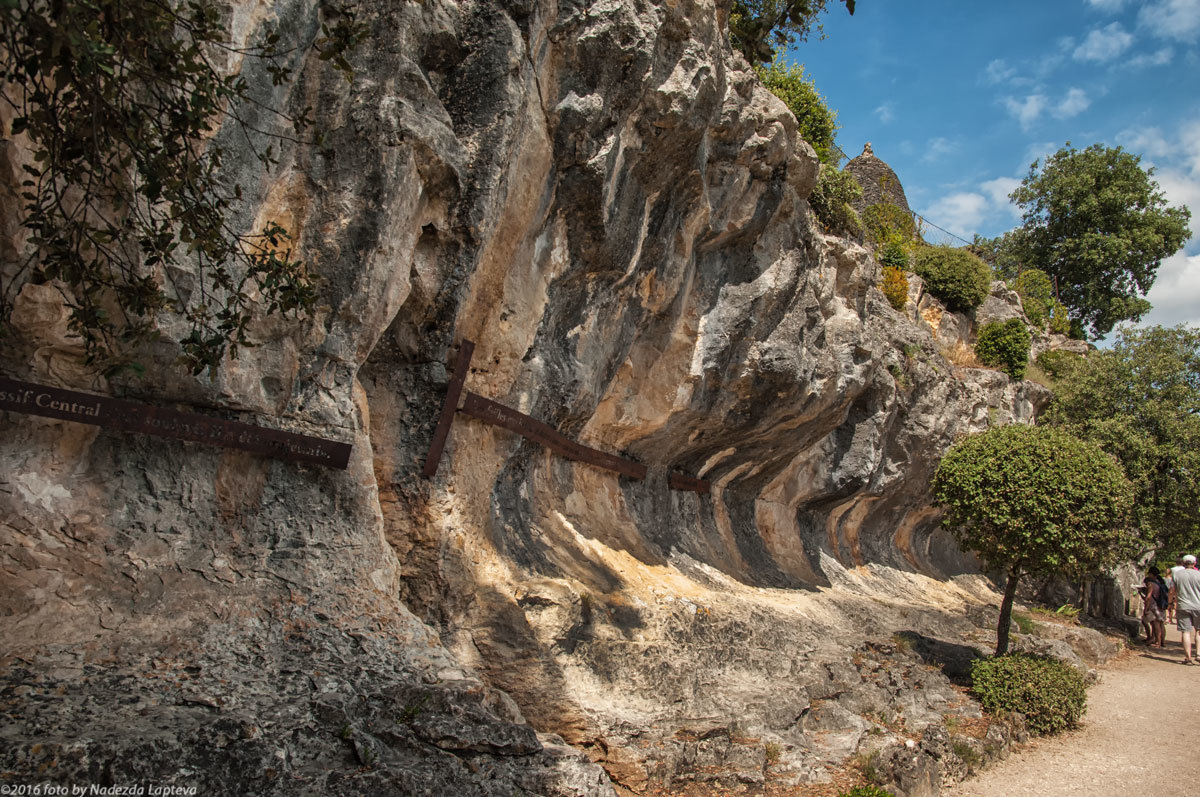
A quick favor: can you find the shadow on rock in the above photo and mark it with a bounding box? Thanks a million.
[897,631,986,686]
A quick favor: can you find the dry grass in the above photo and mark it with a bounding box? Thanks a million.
[1024,362,1054,388]
[940,341,983,368]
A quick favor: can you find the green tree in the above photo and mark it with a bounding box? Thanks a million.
[1044,325,1200,556]
[932,424,1135,654]
[730,0,856,65]
[1006,144,1191,339]
[971,233,1023,283]
[754,59,838,164]
[0,0,364,374]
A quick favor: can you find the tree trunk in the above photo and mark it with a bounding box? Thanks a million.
[995,571,1022,656]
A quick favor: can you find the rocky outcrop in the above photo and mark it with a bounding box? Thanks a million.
[0,0,1095,793]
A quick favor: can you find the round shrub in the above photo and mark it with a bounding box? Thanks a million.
[879,240,909,271]
[969,653,1086,735]
[1013,268,1054,328]
[811,164,863,237]
[975,318,1032,379]
[912,245,992,312]
[881,265,909,311]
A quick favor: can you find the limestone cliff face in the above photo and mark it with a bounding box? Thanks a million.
[1,0,1060,793]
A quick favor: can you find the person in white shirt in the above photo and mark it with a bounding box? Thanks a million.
[1169,556,1185,623]
[1172,554,1200,665]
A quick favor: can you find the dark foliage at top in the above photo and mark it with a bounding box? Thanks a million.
[730,0,856,64]
[0,0,365,374]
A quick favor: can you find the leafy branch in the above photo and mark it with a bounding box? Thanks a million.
[0,0,367,375]
[729,0,856,65]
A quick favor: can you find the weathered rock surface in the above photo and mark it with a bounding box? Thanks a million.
[0,0,1115,793]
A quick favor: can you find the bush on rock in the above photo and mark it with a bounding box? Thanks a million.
[811,164,863,237]
[913,245,992,313]
[970,653,1086,735]
[976,318,1032,379]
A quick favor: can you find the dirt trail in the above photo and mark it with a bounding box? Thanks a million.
[949,625,1200,797]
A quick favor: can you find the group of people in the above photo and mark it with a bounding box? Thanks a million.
[1139,553,1200,665]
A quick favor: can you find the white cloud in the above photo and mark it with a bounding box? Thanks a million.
[1005,94,1048,130]
[984,58,1017,85]
[875,103,895,124]
[1086,0,1127,12]
[1053,88,1091,119]
[1141,252,1200,327]
[1117,126,1174,159]
[1178,118,1200,175]
[1138,0,1200,42]
[1073,22,1135,61]
[980,177,1024,225]
[1126,118,1200,330]
[923,177,1032,240]
[981,177,1022,207]
[1127,46,1176,67]
[1156,168,1200,223]
[1004,89,1089,129]
[922,193,990,238]
[922,136,960,163]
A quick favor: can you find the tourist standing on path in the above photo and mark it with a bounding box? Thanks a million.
[1164,567,1176,624]
[1141,573,1165,647]
[1173,554,1200,665]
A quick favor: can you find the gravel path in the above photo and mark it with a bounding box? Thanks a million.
[949,625,1200,797]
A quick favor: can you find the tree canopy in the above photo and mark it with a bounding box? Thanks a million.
[0,0,363,374]
[1044,324,1200,558]
[730,0,856,65]
[932,423,1135,654]
[1005,143,1191,339]
[754,59,838,164]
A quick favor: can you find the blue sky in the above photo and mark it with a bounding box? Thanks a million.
[793,0,1200,329]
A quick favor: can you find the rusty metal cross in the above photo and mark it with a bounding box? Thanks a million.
[421,340,709,494]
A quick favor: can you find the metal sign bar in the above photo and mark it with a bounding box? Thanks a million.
[460,391,649,480]
[420,340,709,493]
[668,472,711,495]
[0,377,352,469]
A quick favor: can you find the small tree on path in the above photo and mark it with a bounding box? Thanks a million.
[931,424,1136,655]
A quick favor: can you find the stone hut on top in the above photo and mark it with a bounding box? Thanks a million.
[845,142,912,218]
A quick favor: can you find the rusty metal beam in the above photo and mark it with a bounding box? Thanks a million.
[668,472,711,495]
[0,376,352,469]
[421,340,475,478]
[460,391,649,480]
[419,339,709,494]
